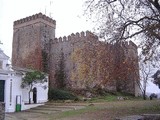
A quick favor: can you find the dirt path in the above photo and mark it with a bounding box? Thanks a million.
[5,112,48,120]
[5,103,87,120]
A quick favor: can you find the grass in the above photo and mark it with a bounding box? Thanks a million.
[88,95,117,102]
[86,92,137,102]
[51,106,98,119]
[105,100,160,119]
[137,104,160,113]
[46,92,160,120]
[49,99,160,120]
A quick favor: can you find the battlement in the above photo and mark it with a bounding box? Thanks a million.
[52,31,98,44]
[14,13,56,29]
[114,41,137,50]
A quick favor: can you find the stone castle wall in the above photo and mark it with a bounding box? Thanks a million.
[12,13,55,71]
[49,31,99,87]
[113,41,139,93]
[12,13,139,95]
[14,13,56,28]
[0,103,5,120]
[49,31,138,94]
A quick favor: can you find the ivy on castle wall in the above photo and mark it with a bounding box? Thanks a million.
[54,52,66,89]
[70,41,115,89]
[114,45,139,93]
[70,41,139,92]
[42,50,49,73]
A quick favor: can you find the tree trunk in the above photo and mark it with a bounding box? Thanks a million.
[143,90,146,100]
[29,91,31,104]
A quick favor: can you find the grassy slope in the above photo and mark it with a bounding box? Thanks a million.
[49,99,160,120]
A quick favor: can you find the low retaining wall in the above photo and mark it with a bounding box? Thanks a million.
[0,102,5,120]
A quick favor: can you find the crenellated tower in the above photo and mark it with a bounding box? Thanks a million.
[12,13,56,71]
[12,13,140,96]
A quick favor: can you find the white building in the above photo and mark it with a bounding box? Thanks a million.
[0,49,48,112]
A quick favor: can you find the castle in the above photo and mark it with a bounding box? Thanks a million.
[12,13,139,95]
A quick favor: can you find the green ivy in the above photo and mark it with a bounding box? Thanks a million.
[48,88,78,100]
[55,52,66,88]
[42,50,48,73]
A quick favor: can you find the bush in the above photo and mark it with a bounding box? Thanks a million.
[48,88,78,100]
[150,93,157,98]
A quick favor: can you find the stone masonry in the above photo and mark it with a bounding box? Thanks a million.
[12,13,139,95]
[12,13,55,71]
[0,102,5,120]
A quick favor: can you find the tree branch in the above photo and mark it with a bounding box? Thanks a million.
[149,0,160,13]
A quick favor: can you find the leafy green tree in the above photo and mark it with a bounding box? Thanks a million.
[21,70,47,104]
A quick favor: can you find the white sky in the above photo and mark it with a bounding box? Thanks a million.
[0,0,93,57]
[0,0,159,94]
[146,81,159,94]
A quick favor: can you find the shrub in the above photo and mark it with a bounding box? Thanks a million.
[48,88,78,100]
[150,93,157,98]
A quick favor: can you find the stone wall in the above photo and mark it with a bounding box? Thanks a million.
[113,41,139,94]
[12,13,56,72]
[12,13,139,95]
[49,31,99,88]
[49,31,139,94]
[0,103,5,120]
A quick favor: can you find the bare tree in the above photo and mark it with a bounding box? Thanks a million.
[84,0,160,60]
[137,50,160,100]
[139,57,152,100]
[151,52,160,88]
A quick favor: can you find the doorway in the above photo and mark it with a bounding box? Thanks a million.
[0,80,5,102]
[33,87,37,103]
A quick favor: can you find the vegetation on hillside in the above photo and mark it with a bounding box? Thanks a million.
[48,88,78,100]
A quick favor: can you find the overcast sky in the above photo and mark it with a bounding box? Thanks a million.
[0,0,92,57]
[0,0,159,94]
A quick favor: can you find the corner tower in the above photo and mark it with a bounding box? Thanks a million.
[12,13,56,71]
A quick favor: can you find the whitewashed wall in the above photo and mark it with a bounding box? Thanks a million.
[1,72,22,112]
[3,73,48,112]
[0,49,49,112]
[21,79,49,104]
[11,74,23,112]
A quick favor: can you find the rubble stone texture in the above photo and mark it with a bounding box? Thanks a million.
[12,13,139,95]
[0,103,5,120]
